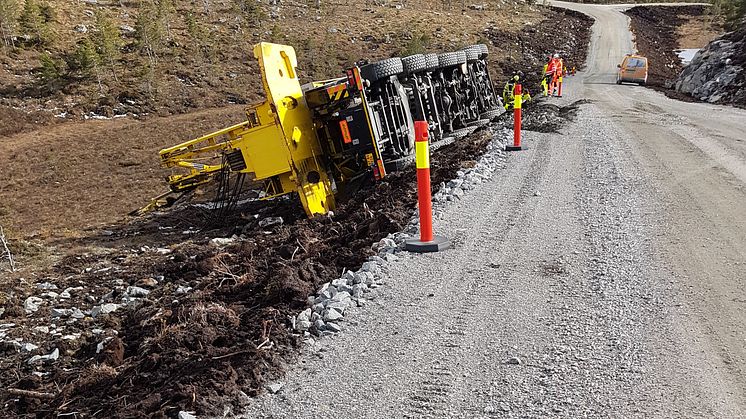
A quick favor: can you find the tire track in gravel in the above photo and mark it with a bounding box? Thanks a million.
[442,115,585,416]
[401,128,554,418]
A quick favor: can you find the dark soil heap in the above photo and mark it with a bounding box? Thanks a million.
[0,127,496,418]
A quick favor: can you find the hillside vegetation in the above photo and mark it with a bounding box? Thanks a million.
[0,0,550,129]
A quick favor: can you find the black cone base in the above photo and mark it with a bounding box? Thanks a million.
[505,144,527,151]
[405,235,451,253]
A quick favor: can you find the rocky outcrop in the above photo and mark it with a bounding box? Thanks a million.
[676,22,746,106]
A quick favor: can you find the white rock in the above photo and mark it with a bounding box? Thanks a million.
[258,216,283,228]
[209,237,235,247]
[178,412,197,419]
[326,322,342,333]
[296,320,312,332]
[176,286,192,295]
[383,253,399,263]
[266,383,284,394]
[352,283,366,298]
[24,297,43,313]
[27,348,59,364]
[323,308,343,322]
[342,270,356,283]
[96,337,113,354]
[361,261,381,275]
[91,303,121,318]
[21,343,39,353]
[331,291,351,302]
[51,308,72,317]
[126,286,150,297]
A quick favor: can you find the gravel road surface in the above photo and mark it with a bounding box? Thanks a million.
[241,3,746,417]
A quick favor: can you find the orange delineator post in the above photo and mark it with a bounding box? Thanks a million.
[506,83,525,152]
[405,121,451,253]
[416,121,433,242]
[557,75,563,97]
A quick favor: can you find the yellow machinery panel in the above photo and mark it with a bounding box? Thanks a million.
[155,42,335,217]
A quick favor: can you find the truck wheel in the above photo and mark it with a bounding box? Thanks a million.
[463,45,480,62]
[402,54,427,74]
[446,126,476,139]
[361,57,404,83]
[479,109,503,120]
[423,53,440,72]
[437,51,467,68]
[465,44,488,60]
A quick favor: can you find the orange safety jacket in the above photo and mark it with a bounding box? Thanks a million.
[546,58,561,77]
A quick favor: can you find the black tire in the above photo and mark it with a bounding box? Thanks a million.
[467,118,490,128]
[361,57,404,83]
[446,126,476,139]
[437,51,467,68]
[423,53,439,71]
[402,54,427,74]
[463,45,480,62]
[480,109,504,120]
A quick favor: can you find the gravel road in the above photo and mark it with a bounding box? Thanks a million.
[241,3,746,417]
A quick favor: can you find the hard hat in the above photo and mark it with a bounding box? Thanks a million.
[513,75,520,81]
[553,53,560,58]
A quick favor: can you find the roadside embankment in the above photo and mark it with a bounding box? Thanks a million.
[676,20,746,107]
[624,5,723,92]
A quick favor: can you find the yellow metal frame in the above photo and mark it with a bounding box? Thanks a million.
[156,42,335,217]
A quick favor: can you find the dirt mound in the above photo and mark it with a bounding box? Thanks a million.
[522,99,591,133]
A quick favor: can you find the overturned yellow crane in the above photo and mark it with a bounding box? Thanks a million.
[158,42,335,216]
[145,41,502,217]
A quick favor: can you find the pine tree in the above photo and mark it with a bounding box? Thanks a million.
[93,10,121,81]
[135,0,166,64]
[184,10,213,60]
[38,51,62,87]
[66,37,98,76]
[18,0,52,46]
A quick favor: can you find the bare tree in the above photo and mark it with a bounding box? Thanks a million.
[0,0,19,49]
[0,225,16,272]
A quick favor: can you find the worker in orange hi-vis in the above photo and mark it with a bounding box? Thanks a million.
[546,53,561,96]
[555,58,565,97]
